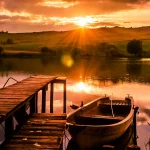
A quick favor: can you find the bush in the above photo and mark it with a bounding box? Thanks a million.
[72,48,81,57]
[6,38,14,44]
[105,45,119,57]
[41,47,56,55]
[41,47,50,53]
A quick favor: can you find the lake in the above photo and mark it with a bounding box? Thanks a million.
[0,57,150,150]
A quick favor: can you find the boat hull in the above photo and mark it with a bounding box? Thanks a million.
[68,115,133,149]
[66,96,134,149]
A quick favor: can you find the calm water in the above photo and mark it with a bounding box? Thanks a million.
[0,57,150,150]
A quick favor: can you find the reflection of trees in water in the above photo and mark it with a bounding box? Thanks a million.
[41,57,60,66]
[126,62,143,83]
[0,59,12,77]
[0,58,3,65]
[126,62,141,76]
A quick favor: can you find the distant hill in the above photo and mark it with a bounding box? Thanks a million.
[0,26,150,57]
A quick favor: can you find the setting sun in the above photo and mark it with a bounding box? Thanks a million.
[75,17,93,27]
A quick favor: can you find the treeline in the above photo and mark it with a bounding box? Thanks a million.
[40,39,145,58]
[0,38,146,58]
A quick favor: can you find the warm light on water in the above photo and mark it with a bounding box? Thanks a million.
[0,57,150,150]
[71,81,92,93]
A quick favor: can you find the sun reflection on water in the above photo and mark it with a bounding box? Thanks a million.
[68,81,103,94]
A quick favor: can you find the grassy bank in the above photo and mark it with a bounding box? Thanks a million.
[0,27,150,57]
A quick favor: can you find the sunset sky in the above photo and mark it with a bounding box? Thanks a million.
[0,0,150,33]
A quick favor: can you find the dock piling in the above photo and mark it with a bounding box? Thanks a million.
[42,86,47,113]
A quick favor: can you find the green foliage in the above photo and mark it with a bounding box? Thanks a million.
[6,38,14,44]
[106,44,120,57]
[41,46,56,55]
[72,48,81,57]
[127,39,143,57]
[98,42,108,52]
[98,42,120,57]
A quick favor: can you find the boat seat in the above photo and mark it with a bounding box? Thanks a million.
[98,103,131,116]
[75,114,124,125]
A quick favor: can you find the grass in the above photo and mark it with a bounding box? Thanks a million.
[0,26,150,57]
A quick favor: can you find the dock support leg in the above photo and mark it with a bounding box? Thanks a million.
[63,80,66,113]
[133,107,139,145]
[14,105,27,126]
[30,94,37,114]
[50,82,54,113]
[42,86,47,113]
[35,92,38,113]
[5,116,14,139]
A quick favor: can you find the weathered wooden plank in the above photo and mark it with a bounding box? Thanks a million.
[0,106,18,111]
[6,138,61,144]
[0,95,30,99]
[1,87,38,93]
[21,125,65,130]
[0,105,19,109]
[25,119,66,124]
[31,113,66,120]
[0,90,34,95]
[2,143,60,149]
[1,148,56,150]
[0,100,24,103]
[11,135,62,139]
[16,130,64,136]
[53,77,66,83]
[31,75,57,79]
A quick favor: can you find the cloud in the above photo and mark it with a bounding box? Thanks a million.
[2,0,150,18]
[0,0,150,32]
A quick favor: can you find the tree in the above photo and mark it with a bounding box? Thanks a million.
[127,39,143,57]
[105,44,120,57]
[98,42,120,57]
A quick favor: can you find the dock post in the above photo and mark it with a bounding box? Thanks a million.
[63,79,66,113]
[5,116,14,139]
[50,82,54,113]
[14,105,27,125]
[42,86,47,113]
[133,107,139,145]
[35,92,38,113]
[30,93,37,114]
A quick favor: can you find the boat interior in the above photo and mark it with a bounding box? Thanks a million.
[73,98,132,125]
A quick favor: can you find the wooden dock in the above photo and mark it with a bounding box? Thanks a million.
[0,75,67,150]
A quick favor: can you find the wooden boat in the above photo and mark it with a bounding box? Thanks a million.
[66,96,135,149]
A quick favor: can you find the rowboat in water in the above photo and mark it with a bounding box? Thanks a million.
[66,96,135,149]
